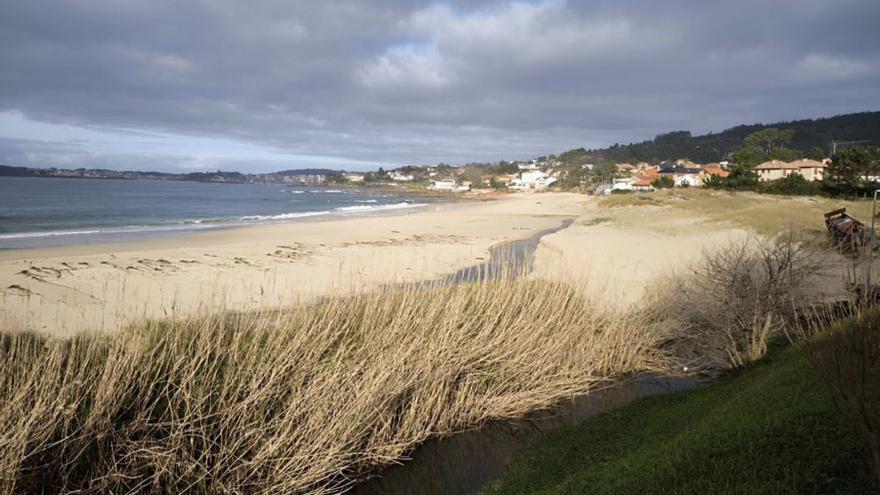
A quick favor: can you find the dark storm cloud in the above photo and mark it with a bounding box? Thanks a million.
[1,0,878,171]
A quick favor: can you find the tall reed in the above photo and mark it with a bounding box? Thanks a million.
[0,278,662,494]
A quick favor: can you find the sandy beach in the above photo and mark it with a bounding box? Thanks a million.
[0,191,763,335]
[1,193,588,334]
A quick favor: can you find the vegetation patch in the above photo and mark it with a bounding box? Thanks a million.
[581,217,611,227]
[0,279,664,495]
[600,188,871,238]
[480,333,877,494]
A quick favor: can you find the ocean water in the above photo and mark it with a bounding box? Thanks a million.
[0,177,430,249]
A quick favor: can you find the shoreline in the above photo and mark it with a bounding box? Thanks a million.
[0,199,448,259]
[0,193,586,334]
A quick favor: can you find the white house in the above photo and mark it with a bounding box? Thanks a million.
[675,173,701,187]
[390,172,414,181]
[509,169,550,190]
[534,177,558,191]
[659,166,702,187]
[610,177,634,192]
[430,180,457,190]
[343,173,365,183]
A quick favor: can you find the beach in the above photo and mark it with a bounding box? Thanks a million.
[0,191,761,335]
[0,193,586,334]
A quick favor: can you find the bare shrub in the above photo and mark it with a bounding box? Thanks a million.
[0,278,662,494]
[649,234,818,371]
[809,310,880,487]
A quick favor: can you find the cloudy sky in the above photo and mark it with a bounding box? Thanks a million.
[1,0,878,172]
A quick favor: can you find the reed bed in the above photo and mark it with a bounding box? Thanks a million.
[0,278,663,494]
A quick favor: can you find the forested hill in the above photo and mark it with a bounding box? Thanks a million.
[563,111,880,165]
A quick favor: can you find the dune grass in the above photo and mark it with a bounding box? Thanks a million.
[480,331,878,494]
[0,278,663,494]
[599,188,872,238]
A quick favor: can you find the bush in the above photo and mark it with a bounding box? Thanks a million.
[651,176,674,189]
[649,235,817,371]
[758,172,821,196]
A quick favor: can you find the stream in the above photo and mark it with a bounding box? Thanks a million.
[353,375,702,495]
[355,217,701,494]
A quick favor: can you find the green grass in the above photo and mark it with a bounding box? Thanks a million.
[480,338,875,495]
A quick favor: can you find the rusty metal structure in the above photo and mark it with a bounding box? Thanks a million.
[825,208,867,249]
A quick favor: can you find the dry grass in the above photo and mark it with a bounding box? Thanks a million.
[0,278,664,494]
[600,188,872,239]
[647,234,821,371]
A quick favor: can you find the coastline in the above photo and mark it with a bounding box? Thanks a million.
[0,193,586,334]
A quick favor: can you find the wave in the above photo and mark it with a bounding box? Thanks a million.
[239,210,331,221]
[0,203,426,242]
[354,199,378,203]
[0,222,218,240]
[334,202,425,213]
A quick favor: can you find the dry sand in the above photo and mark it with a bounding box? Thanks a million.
[530,202,751,308]
[0,193,585,334]
[1,192,763,335]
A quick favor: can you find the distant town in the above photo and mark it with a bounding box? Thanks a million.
[0,155,837,196]
[2,110,877,195]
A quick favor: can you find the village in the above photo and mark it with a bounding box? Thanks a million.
[327,155,833,195]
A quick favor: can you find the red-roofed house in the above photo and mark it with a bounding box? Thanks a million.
[699,165,730,183]
[753,159,827,182]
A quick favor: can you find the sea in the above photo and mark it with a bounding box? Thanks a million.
[0,177,431,249]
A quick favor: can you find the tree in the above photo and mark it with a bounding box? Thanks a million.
[589,162,617,185]
[704,174,725,189]
[732,128,802,168]
[490,161,519,175]
[743,128,795,153]
[806,146,826,160]
[760,173,820,196]
[731,145,768,168]
[461,167,484,186]
[723,164,760,190]
[824,146,880,195]
[651,176,675,189]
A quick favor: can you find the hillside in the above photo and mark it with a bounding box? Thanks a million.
[481,330,877,494]
[556,111,880,166]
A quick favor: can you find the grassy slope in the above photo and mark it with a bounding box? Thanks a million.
[481,340,875,495]
[599,188,871,239]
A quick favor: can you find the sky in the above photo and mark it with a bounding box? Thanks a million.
[1,0,878,173]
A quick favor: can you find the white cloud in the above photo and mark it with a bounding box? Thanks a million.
[356,44,455,89]
[796,53,878,81]
[357,1,639,91]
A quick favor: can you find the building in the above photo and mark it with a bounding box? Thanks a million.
[787,159,827,181]
[608,177,634,193]
[752,159,827,182]
[343,173,365,183]
[616,163,636,175]
[430,180,457,190]
[389,171,415,181]
[509,170,551,191]
[698,164,730,183]
[533,176,557,191]
[659,166,703,187]
[630,176,655,191]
